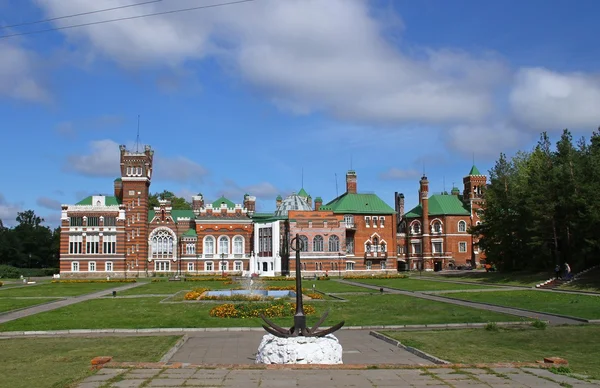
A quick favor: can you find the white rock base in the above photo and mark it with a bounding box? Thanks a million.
[255,334,343,364]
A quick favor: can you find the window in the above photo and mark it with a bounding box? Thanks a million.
[459,242,467,253]
[69,235,83,254]
[365,243,371,253]
[87,217,100,227]
[235,261,242,271]
[346,237,354,254]
[233,236,244,255]
[397,245,405,254]
[105,262,113,272]
[155,261,171,271]
[88,262,96,272]
[458,220,467,232]
[104,216,117,226]
[372,216,378,228]
[380,242,386,252]
[328,235,340,252]
[70,217,83,226]
[102,235,116,254]
[71,262,79,272]
[344,214,354,227]
[432,221,442,234]
[365,217,371,227]
[86,235,99,254]
[372,237,379,251]
[313,235,324,251]
[220,261,228,271]
[188,262,194,272]
[411,242,422,254]
[204,236,215,255]
[150,229,174,259]
[411,222,421,234]
[205,261,214,271]
[433,241,443,254]
[218,236,229,255]
[259,228,272,256]
[186,243,196,255]
[379,217,385,228]
[299,235,309,252]
[381,261,387,270]
[366,260,372,270]
[346,262,354,271]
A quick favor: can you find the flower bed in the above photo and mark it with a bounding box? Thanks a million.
[304,292,324,300]
[209,301,316,318]
[343,274,407,279]
[184,277,229,282]
[51,279,137,283]
[184,288,209,300]
[200,294,272,301]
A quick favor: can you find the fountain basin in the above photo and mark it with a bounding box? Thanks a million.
[204,290,296,298]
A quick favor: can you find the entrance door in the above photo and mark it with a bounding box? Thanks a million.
[262,262,268,272]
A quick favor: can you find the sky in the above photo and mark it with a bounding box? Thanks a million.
[1,0,600,227]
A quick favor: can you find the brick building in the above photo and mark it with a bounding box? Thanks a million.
[396,166,487,271]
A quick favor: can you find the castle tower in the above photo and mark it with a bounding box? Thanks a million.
[119,144,154,271]
[420,175,430,258]
[394,192,405,216]
[463,165,487,202]
[346,170,357,194]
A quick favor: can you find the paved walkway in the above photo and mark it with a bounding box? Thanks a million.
[77,366,600,387]
[338,280,585,325]
[0,282,142,324]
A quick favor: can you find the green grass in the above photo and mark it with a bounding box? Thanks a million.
[264,280,377,293]
[419,271,549,287]
[117,280,233,295]
[0,294,520,332]
[0,336,180,388]
[0,283,126,297]
[350,278,494,291]
[383,325,600,380]
[441,290,600,320]
[0,298,61,313]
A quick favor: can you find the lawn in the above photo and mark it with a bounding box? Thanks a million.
[0,294,520,332]
[264,280,377,293]
[350,278,494,291]
[383,325,600,380]
[0,336,180,388]
[440,290,600,320]
[0,282,127,297]
[117,280,234,296]
[0,298,61,313]
[419,271,549,287]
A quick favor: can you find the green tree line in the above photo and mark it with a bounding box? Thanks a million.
[473,129,600,272]
[0,210,60,270]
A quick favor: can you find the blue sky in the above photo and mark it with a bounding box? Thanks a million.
[1,0,600,227]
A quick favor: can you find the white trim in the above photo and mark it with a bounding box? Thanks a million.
[457,220,467,233]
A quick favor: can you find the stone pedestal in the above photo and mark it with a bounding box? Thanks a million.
[255,334,343,364]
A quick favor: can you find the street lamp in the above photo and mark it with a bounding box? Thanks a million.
[220,252,225,278]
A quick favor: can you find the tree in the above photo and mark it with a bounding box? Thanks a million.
[148,190,191,210]
[16,210,43,227]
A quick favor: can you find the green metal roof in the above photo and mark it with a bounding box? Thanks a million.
[315,196,323,202]
[297,188,309,197]
[212,196,236,209]
[469,165,482,176]
[451,186,460,195]
[76,195,122,206]
[114,177,122,182]
[321,193,395,214]
[148,209,195,222]
[404,194,470,217]
[183,228,197,237]
[252,212,287,223]
[276,195,282,200]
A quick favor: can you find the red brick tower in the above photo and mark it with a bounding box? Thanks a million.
[463,165,487,266]
[346,170,357,194]
[419,175,430,267]
[118,144,154,275]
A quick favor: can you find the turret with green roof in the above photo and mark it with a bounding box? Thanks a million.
[469,165,482,176]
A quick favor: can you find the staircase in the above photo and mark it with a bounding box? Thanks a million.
[535,265,599,289]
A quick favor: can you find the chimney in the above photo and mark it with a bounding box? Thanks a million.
[276,195,282,208]
[244,194,256,213]
[307,195,312,207]
[192,194,204,211]
[346,170,357,194]
[395,192,405,215]
[314,197,323,211]
[113,178,123,201]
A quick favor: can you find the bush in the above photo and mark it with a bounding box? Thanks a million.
[531,319,548,329]
[485,322,499,331]
[20,268,59,277]
[184,276,229,282]
[0,281,3,287]
[0,265,22,279]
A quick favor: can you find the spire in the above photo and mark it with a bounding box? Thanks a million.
[469,165,482,176]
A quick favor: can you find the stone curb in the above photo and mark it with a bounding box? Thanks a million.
[433,294,591,323]
[160,335,189,363]
[368,331,450,365]
[0,321,542,337]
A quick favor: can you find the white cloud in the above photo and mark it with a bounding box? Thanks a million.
[55,115,125,138]
[35,0,507,125]
[379,168,420,181]
[153,155,208,183]
[510,67,600,131]
[0,40,50,102]
[446,123,531,158]
[64,139,120,177]
[0,194,22,226]
[218,179,280,202]
[36,196,62,210]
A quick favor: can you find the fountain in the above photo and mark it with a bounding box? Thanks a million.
[255,234,345,364]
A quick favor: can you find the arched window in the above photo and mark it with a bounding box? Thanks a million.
[204,236,215,255]
[313,235,324,251]
[458,220,467,232]
[411,222,421,234]
[233,236,244,254]
[299,235,309,252]
[150,229,174,259]
[380,242,386,252]
[432,221,442,234]
[328,235,340,252]
[365,242,371,253]
[218,236,229,254]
